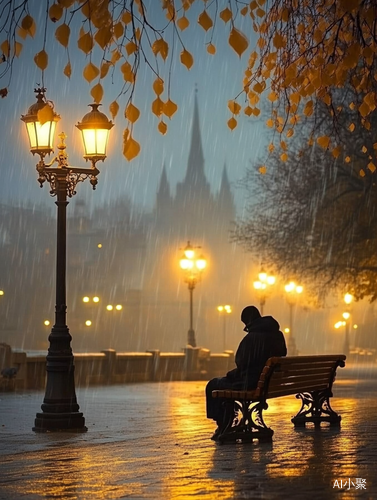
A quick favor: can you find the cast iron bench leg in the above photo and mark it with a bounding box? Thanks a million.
[291,389,341,427]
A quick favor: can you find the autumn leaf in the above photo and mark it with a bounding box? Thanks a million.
[244,106,253,116]
[227,117,237,130]
[49,3,63,22]
[317,136,331,149]
[152,97,164,117]
[158,120,168,135]
[37,104,54,125]
[113,22,124,40]
[34,50,48,70]
[126,41,137,56]
[229,27,249,57]
[90,83,103,104]
[55,23,70,47]
[83,62,99,83]
[109,101,119,119]
[180,49,193,70]
[63,61,71,78]
[228,100,241,114]
[1,40,10,57]
[220,8,232,23]
[198,11,213,31]
[177,16,189,31]
[123,134,141,161]
[259,165,267,174]
[100,61,111,79]
[78,32,94,54]
[21,15,34,31]
[94,27,112,49]
[163,99,178,119]
[280,152,288,162]
[120,61,135,83]
[368,162,376,173]
[207,43,216,55]
[14,41,22,57]
[122,11,132,24]
[125,103,140,123]
[153,78,164,95]
[152,38,169,61]
[0,88,8,98]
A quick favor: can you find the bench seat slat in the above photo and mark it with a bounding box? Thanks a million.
[261,367,333,381]
[266,354,346,366]
[266,373,333,388]
[267,382,329,398]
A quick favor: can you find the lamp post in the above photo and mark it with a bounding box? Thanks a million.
[343,293,353,357]
[253,271,275,315]
[217,305,232,351]
[284,281,303,355]
[21,88,113,432]
[179,241,206,347]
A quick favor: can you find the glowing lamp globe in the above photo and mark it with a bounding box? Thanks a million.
[21,89,60,157]
[76,104,113,162]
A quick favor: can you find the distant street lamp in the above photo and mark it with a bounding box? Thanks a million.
[21,88,113,432]
[217,305,232,351]
[179,241,207,347]
[284,281,303,355]
[342,293,353,356]
[253,271,275,315]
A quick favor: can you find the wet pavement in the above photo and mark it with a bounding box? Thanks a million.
[0,364,376,499]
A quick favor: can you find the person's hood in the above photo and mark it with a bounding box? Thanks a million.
[245,315,280,333]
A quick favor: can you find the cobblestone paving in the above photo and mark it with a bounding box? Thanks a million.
[0,365,376,499]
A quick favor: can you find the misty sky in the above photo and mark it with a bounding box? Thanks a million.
[0,2,269,214]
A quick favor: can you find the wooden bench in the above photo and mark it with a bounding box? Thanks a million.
[211,354,346,443]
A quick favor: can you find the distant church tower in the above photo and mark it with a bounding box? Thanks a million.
[154,90,235,241]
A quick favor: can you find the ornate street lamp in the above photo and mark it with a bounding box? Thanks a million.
[179,241,207,347]
[21,88,113,432]
[284,281,303,355]
[217,305,232,351]
[253,271,275,315]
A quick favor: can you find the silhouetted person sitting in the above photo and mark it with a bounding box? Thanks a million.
[205,305,287,439]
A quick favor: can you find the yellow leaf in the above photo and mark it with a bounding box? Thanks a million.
[207,43,216,55]
[55,23,70,48]
[229,27,249,57]
[163,99,178,119]
[348,123,355,132]
[13,41,22,57]
[113,22,124,40]
[21,15,34,31]
[1,40,10,57]
[152,38,169,61]
[273,33,285,48]
[94,27,112,49]
[332,145,342,158]
[360,169,366,177]
[111,49,121,64]
[49,3,63,22]
[123,135,141,161]
[122,11,132,24]
[317,136,330,149]
[177,16,189,31]
[228,100,241,115]
[227,117,237,130]
[280,152,288,162]
[63,61,71,78]
[180,49,193,70]
[198,10,213,31]
[34,50,48,70]
[125,103,140,123]
[253,107,260,116]
[253,81,265,94]
[268,143,274,152]
[220,8,232,23]
[120,61,135,83]
[368,162,376,172]
[158,120,168,135]
[90,83,103,104]
[362,145,368,153]
[152,97,164,117]
[241,6,248,15]
[345,156,351,163]
[256,8,265,17]
[280,140,287,150]
[359,101,370,118]
[126,41,138,56]
[78,32,94,54]
[286,128,294,138]
[153,78,164,95]
[268,91,278,102]
[259,165,267,174]
[37,104,54,125]
[303,100,314,117]
[266,118,274,128]
[244,106,253,116]
[100,61,111,79]
[109,101,119,119]
[83,62,99,83]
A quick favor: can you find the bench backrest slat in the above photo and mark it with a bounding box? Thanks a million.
[258,354,346,399]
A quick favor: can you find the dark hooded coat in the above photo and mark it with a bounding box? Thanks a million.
[226,315,287,389]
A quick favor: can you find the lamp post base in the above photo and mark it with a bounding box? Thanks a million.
[187,329,196,348]
[33,412,87,433]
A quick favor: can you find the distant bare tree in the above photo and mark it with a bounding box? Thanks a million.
[234,96,377,303]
